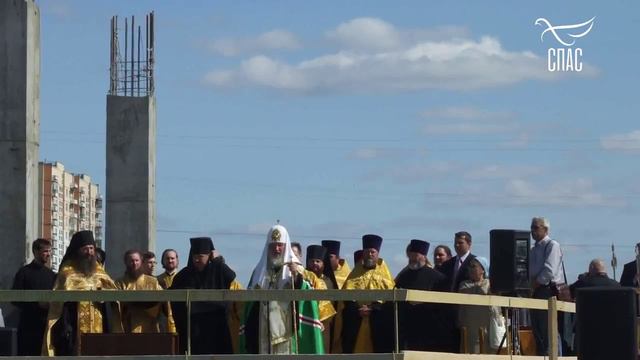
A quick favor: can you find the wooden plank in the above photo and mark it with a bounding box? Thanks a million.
[555,300,576,313]
[403,351,577,360]
[406,290,510,307]
[508,296,548,310]
[0,289,576,313]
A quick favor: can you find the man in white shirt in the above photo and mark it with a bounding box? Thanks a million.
[529,216,563,356]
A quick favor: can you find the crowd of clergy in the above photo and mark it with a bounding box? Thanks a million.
[9,217,626,356]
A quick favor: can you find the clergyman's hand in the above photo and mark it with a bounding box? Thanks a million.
[288,263,303,276]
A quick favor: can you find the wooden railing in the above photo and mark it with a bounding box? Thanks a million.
[0,289,576,359]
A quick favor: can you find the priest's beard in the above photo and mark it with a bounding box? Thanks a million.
[363,258,376,269]
[268,253,284,272]
[78,254,98,276]
[125,266,145,279]
[408,261,424,270]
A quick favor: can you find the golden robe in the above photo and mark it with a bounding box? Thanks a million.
[42,263,123,356]
[334,259,351,289]
[302,269,337,322]
[156,271,177,289]
[337,258,395,353]
[114,274,176,334]
[228,279,244,354]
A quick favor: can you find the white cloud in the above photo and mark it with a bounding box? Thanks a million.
[504,178,624,207]
[207,29,300,56]
[306,221,374,239]
[375,162,458,184]
[204,17,599,93]
[326,18,470,51]
[423,120,517,135]
[245,222,277,234]
[205,36,562,93]
[465,164,541,180]
[422,106,514,120]
[422,106,518,135]
[326,17,402,51]
[383,216,478,230]
[498,132,531,149]
[601,130,640,152]
[348,148,385,160]
[347,147,427,160]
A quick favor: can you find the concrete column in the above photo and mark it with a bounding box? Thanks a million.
[0,0,40,290]
[105,95,156,276]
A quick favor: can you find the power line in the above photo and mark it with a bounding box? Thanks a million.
[156,228,636,249]
[39,130,640,144]
[157,176,640,200]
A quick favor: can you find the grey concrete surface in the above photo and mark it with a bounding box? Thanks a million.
[105,95,156,276]
[0,0,40,326]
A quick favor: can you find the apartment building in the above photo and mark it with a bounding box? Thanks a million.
[38,162,103,270]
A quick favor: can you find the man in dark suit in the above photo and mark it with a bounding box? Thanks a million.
[619,243,640,287]
[435,231,476,353]
[570,259,620,299]
[438,231,476,291]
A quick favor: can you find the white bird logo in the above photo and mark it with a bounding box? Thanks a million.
[535,17,596,47]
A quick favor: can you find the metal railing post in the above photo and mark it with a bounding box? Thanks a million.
[187,289,191,356]
[394,293,400,353]
[548,296,558,360]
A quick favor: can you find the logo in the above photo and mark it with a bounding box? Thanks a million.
[535,17,595,72]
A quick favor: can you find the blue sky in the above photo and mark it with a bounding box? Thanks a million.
[38,0,640,283]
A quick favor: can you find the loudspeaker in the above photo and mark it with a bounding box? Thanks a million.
[577,287,637,360]
[0,327,17,356]
[489,229,530,294]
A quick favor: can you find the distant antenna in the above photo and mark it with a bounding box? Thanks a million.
[611,243,617,280]
[109,12,155,96]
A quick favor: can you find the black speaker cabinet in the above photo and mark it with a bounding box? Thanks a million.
[0,327,17,356]
[489,229,530,294]
[576,287,637,360]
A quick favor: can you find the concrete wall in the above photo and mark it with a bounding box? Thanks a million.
[105,95,156,276]
[0,0,40,291]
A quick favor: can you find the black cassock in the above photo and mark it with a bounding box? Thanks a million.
[395,266,457,352]
[11,261,56,356]
[170,258,236,355]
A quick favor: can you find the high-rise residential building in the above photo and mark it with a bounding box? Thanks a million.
[38,162,103,270]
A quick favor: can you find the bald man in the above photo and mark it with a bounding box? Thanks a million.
[569,259,620,299]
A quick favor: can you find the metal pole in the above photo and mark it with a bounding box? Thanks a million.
[131,16,135,96]
[187,289,191,356]
[149,11,154,93]
[393,296,400,353]
[137,25,141,96]
[548,296,558,360]
[124,17,128,96]
[146,15,149,94]
[109,17,113,94]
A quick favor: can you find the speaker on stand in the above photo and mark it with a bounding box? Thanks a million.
[490,229,531,355]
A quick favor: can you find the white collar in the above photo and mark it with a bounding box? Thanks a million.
[458,251,471,262]
[535,235,551,246]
